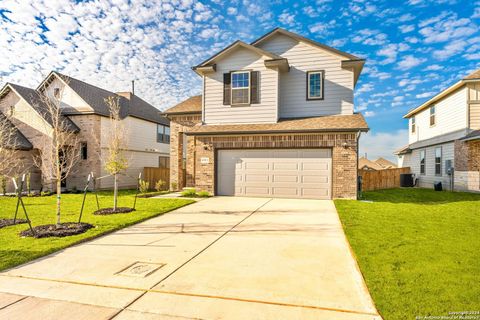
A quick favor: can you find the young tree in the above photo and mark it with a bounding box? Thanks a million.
[33,86,81,225]
[103,96,128,210]
[0,113,23,180]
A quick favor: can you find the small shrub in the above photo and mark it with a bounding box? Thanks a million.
[1,176,6,195]
[155,179,166,192]
[197,190,210,197]
[171,182,178,191]
[139,180,150,194]
[181,188,196,197]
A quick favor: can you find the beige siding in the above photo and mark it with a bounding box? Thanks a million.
[470,103,480,129]
[467,82,480,101]
[99,116,168,189]
[397,153,412,168]
[410,142,454,189]
[257,33,354,118]
[204,47,278,124]
[0,90,52,138]
[44,77,94,113]
[409,87,467,144]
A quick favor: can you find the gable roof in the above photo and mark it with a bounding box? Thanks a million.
[404,68,480,118]
[163,95,202,115]
[3,83,80,133]
[38,72,168,126]
[251,27,361,60]
[192,40,285,72]
[375,157,397,169]
[358,157,384,170]
[185,113,369,135]
[0,112,33,150]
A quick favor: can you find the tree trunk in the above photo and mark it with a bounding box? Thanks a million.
[113,173,118,210]
[56,178,61,226]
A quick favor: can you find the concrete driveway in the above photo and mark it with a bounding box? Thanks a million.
[0,197,381,320]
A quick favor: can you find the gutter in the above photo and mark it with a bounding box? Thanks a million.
[185,127,370,136]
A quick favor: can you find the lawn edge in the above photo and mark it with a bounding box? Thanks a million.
[0,199,195,273]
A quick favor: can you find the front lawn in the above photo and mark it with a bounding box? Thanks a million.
[335,188,480,320]
[0,190,193,271]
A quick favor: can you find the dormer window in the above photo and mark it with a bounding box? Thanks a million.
[54,88,60,99]
[430,106,436,126]
[411,117,416,133]
[307,70,324,100]
[231,71,250,105]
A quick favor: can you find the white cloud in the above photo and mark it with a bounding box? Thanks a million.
[278,11,296,26]
[227,7,237,15]
[303,6,319,18]
[357,83,374,94]
[464,52,480,60]
[376,43,410,64]
[398,13,416,22]
[397,55,426,70]
[364,111,376,117]
[432,39,467,60]
[416,92,436,98]
[352,29,388,46]
[419,14,477,43]
[399,24,415,33]
[309,20,336,36]
[424,64,443,71]
[359,130,409,162]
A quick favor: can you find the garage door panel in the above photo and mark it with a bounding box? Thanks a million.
[217,149,332,199]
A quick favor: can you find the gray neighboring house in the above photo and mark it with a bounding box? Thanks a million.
[0,71,170,192]
[396,69,480,192]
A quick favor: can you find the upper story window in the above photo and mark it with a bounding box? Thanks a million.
[411,117,416,134]
[420,149,426,175]
[307,70,324,100]
[157,124,170,144]
[9,105,14,116]
[231,71,250,105]
[435,147,442,176]
[54,88,60,99]
[430,106,436,126]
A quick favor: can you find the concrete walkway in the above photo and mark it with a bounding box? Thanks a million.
[0,197,381,320]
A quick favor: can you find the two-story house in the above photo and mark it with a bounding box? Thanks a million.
[396,69,480,192]
[163,28,369,199]
[0,71,170,192]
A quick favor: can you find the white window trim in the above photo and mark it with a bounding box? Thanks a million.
[231,71,250,105]
[411,117,416,134]
[430,106,436,127]
[420,149,426,175]
[307,70,324,100]
[435,147,442,176]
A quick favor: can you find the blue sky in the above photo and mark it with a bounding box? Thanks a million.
[1,0,479,160]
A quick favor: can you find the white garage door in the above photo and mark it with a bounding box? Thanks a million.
[217,149,332,199]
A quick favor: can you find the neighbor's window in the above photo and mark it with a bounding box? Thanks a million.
[157,124,170,144]
[54,88,60,99]
[307,70,324,100]
[411,117,416,133]
[435,147,442,176]
[81,142,88,160]
[420,149,426,175]
[231,71,250,105]
[158,156,170,168]
[430,106,436,126]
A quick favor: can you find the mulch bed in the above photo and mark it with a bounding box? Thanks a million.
[93,207,136,215]
[20,222,94,238]
[0,219,27,229]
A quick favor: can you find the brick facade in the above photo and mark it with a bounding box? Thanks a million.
[185,132,359,199]
[168,114,202,190]
[454,139,480,191]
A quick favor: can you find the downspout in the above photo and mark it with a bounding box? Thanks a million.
[202,75,206,124]
[356,130,361,200]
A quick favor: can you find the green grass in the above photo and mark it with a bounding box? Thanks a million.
[335,188,480,320]
[0,190,194,271]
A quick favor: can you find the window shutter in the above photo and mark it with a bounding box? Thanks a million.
[250,71,259,104]
[223,72,231,105]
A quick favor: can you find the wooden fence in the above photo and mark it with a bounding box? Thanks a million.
[359,167,411,191]
[143,167,170,190]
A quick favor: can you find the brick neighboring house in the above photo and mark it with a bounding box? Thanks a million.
[359,157,397,171]
[163,28,369,199]
[395,68,480,192]
[0,71,170,192]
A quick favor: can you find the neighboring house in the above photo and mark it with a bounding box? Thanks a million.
[163,28,368,199]
[358,157,397,170]
[396,69,480,192]
[0,71,170,192]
